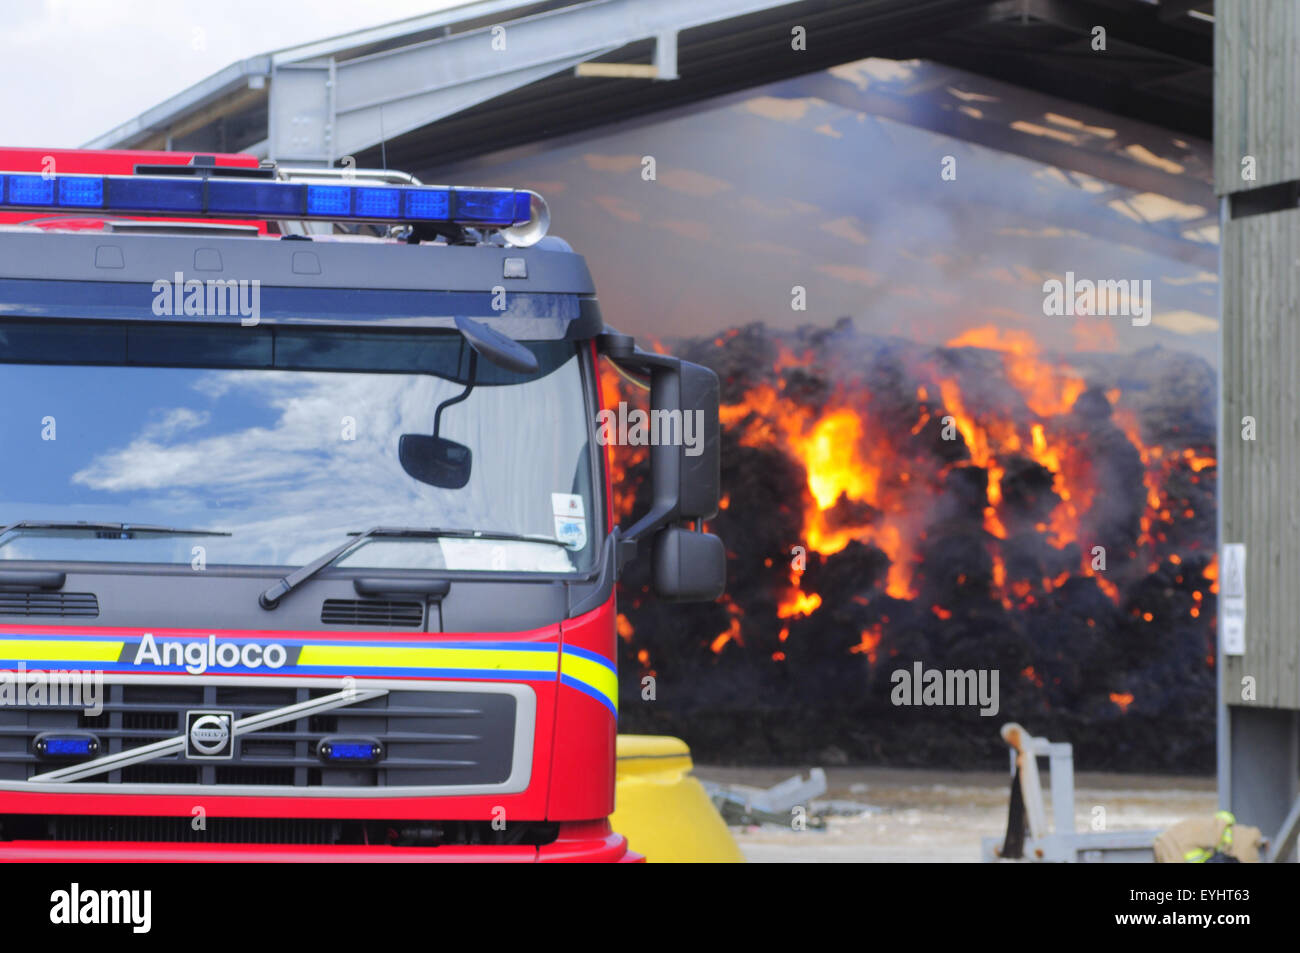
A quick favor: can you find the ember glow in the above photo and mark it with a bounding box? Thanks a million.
[702,323,1212,619]
[608,321,1218,770]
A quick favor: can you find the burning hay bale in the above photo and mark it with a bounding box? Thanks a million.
[610,320,1217,771]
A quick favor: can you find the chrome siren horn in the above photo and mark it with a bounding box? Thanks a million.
[500,190,550,247]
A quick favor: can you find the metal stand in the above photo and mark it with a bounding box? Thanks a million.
[981,723,1159,863]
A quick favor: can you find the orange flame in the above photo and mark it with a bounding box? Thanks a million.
[711,600,745,654]
[850,624,882,663]
[778,588,823,618]
[720,385,916,599]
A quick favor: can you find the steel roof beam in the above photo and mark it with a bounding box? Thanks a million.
[267,0,799,164]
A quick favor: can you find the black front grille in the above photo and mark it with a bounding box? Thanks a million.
[321,598,423,628]
[0,814,560,846]
[4,814,347,844]
[0,684,516,789]
[121,764,199,784]
[0,591,98,618]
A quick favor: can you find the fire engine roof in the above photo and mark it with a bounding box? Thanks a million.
[0,227,602,338]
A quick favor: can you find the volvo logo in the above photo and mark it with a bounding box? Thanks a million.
[185,710,234,759]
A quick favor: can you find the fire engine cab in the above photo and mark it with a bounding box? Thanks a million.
[0,147,724,862]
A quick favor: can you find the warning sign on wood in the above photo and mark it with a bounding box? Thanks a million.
[1221,543,1245,656]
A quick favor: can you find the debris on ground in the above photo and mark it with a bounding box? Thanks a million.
[703,768,875,830]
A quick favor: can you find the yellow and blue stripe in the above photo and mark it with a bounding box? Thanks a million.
[0,630,618,716]
[559,644,619,716]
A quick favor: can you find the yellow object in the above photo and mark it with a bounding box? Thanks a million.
[611,734,744,863]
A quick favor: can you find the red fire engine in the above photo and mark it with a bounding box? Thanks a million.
[0,147,723,861]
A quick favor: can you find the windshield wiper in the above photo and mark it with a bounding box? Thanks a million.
[421,528,567,547]
[257,526,565,610]
[0,520,232,549]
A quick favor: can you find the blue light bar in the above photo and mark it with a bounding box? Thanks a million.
[207,180,305,216]
[355,187,402,218]
[7,174,56,206]
[113,177,202,212]
[58,176,104,207]
[306,184,351,216]
[514,191,532,222]
[453,188,517,226]
[404,188,451,220]
[0,171,536,229]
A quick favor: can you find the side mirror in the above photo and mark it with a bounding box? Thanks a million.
[653,526,726,602]
[603,336,725,601]
[399,434,472,489]
[612,349,721,540]
[674,361,721,519]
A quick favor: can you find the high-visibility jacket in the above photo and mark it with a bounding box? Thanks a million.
[1154,811,1262,863]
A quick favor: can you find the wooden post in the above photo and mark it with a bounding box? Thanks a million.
[1215,0,1300,859]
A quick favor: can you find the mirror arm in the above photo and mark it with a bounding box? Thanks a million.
[603,344,680,375]
[616,506,673,572]
[433,350,476,436]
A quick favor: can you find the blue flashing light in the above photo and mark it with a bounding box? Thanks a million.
[110,177,204,212]
[403,187,451,220]
[46,737,94,756]
[319,740,381,762]
[307,184,352,216]
[58,176,105,208]
[8,174,55,206]
[208,180,305,215]
[354,186,401,218]
[35,734,99,758]
[453,188,516,226]
[329,744,374,760]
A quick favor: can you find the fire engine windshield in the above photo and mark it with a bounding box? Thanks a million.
[0,321,599,574]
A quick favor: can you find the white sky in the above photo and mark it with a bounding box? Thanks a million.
[0,0,469,147]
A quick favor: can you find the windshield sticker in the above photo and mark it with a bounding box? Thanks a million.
[551,493,585,520]
[551,493,587,550]
[554,516,587,550]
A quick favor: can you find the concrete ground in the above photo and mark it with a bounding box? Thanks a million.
[693,765,1216,862]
